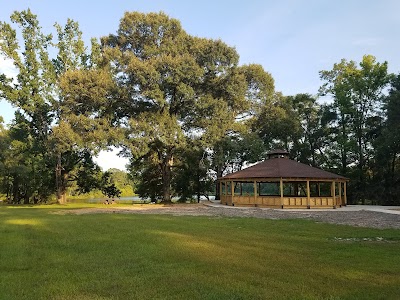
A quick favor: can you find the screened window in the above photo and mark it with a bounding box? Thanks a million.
[233,182,254,196]
[309,182,319,197]
[283,182,307,197]
[309,182,332,197]
[226,181,232,195]
[319,182,332,197]
[258,182,280,196]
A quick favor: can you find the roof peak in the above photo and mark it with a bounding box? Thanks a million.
[267,149,289,159]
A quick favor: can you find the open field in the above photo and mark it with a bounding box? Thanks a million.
[1,204,400,299]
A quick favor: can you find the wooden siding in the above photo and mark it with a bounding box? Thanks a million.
[221,195,344,208]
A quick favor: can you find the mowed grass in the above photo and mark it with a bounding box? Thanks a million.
[1,205,400,299]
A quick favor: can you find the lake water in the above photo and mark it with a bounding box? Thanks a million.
[87,195,215,203]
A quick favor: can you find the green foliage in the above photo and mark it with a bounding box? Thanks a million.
[255,92,301,151]
[73,156,122,199]
[128,154,163,202]
[107,168,135,197]
[319,55,391,203]
[174,144,214,202]
[0,112,54,204]
[288,93,331,167]
[372,73,400,205]
[212,132,265,175]
[0,10,111,204]
[101,11,274,202]
[99,171,121,198]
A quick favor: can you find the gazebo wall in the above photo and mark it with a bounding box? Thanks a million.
[221,195,282,207]
[220,195,342,208]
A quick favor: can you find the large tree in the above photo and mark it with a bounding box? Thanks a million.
[0,9,110,203]
[172,140,212,203]
[288,94,331,167]
[373,74,400,205]
[319,55,391,202]
[0,10,56,202]
[101,12,274,202]
[254,92,301,152]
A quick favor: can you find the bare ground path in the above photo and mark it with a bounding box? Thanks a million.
[56,202,400,229]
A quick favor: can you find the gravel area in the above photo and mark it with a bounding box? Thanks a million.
[58,203,400,229]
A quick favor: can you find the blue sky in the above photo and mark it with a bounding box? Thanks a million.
[1,0,399,170]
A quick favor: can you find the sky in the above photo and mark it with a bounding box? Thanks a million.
[0,0,399,170]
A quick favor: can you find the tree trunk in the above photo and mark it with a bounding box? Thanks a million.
[23,192,29,204]
[56,154,68,204]
[6,176,11,203]
[390,152,397,205]
[340,114,348,176]
[12,177,19,204]
[161,153,173,203]
[215,166,223,200]
[356,124,366,205]
[197,170,201,203]
[56,153,64,204]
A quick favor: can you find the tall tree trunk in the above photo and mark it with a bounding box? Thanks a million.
[13,177,19,204]
[6,175,11,203]
[56,153,63,204]
[23,192,29,204]
[196,170,201,203]
[358,133,365,204]
[340,114,348,176]
[215,166,223,200]
[161,153,173,203]
[55,153,68,204]
[388,152,397,205]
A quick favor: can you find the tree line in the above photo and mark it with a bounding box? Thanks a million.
[0,9,399,205]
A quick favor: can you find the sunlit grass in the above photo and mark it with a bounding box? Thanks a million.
[5,218,43,226]
[0,205,399,299]
[1,202,130,209]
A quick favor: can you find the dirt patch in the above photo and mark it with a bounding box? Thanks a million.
[53,203,400,229]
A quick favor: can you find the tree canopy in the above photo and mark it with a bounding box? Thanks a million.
[0,9,115,203]
[97,11,274,202]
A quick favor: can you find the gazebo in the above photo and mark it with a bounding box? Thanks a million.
[219,150,348,209]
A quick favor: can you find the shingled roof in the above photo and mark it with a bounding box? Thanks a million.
[221,157,348,180]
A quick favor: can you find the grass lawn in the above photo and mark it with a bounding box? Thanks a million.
[1,204,400,299]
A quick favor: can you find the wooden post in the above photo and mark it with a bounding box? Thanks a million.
[254,181,257,206]
[318,182,321,197]
[344,181,347,206]
[306,180,310,209]
[280,178,284,208]
[231,180,234,206]
[220,181,223,204]
[332,181,336,208]
[339,181,342,207]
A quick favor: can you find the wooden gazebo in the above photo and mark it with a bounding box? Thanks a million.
[219,150,348,209]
